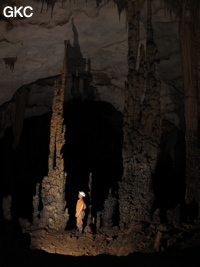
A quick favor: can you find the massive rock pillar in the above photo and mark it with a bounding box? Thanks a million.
[119,0,161,228]
[180,0,200,220]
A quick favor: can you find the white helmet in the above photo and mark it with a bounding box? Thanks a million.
[79,191,86,197]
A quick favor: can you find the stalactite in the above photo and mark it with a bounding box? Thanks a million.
[39,0,127,18]
[40,0,56,17]
[12,85,29,149]
[112,0,127,19]
[162,0,181,17]
[3,57,17,72]
[96,0,127,18]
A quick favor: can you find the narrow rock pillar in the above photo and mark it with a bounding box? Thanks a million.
[33,41,69,230]
[2,195,12,221]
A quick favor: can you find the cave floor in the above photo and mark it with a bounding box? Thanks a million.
[30,226,154,256]
[1,220,200,267]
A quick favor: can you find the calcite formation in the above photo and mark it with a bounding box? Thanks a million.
[32,41,69,230]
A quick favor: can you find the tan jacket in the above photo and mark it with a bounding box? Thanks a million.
[76,198,86,217]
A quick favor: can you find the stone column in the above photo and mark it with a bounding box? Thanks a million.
[180,0,200,220]
[119,0,161,228]
[32,41,69,230]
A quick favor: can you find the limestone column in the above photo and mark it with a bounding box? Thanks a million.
[33,41,69,230]
[180,0,200,220]
[119,0,161,228]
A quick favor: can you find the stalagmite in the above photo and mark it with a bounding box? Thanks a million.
[32,183,40,225]
[153,230,163,251]
[96,211,102,230]
[2,195,12,221]
[32,41,69,230]
[102,188,118,229]
[85,172,93,233]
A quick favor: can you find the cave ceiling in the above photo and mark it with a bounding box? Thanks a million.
[0,0,183,133]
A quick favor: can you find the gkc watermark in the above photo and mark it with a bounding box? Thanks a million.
[3,6,33,18]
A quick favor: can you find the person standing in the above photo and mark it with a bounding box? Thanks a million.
[75,191,86,236]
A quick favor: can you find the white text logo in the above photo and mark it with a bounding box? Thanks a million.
[3,6,33,18]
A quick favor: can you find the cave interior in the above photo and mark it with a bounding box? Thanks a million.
[0,0,200,266]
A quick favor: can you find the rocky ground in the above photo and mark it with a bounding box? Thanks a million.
[0,220,200,267]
